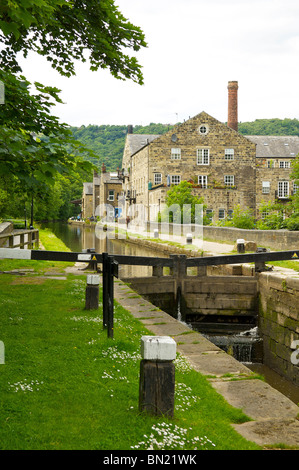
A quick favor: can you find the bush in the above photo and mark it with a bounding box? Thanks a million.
[286,216,299,231]
[223,205,255,229]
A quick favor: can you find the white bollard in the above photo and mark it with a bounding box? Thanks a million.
[186,233,193,244]
[85,275,100,310]
[139,336,176,417]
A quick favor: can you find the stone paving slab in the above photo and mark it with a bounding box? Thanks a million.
[211,379,299,421]
[232,419,299,447]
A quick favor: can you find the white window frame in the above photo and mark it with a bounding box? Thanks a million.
[171,148,181,160]
[293,183,299,195]
[108,190,114,201]
[197,148,210,165]
[278,181,289,198]
[267,160,275,168]
[154,173,162,185]
[279,161,290,168]
[171,175,181,185]
[225,148,234,160]
[224,175,234,187]
[262,181,270,194]
[198,175,208,188]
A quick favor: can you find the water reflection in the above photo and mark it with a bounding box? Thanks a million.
[41,221,168,278]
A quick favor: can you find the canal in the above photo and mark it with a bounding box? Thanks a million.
[42,221,299,405]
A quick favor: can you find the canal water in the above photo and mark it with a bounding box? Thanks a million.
[42,221,299,404]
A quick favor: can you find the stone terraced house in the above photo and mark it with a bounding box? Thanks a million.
[121,82,299,223]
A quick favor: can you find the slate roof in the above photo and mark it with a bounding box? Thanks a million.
[83,182,93,195]
[126,134,160,156]
[126,127,299,160]
[246,135,299,159]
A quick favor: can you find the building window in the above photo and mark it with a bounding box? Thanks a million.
[198,175,208,188]
[108,190,114,201]
[261,211,269,219]
[293,183,299,194]
[219,209,225,219]
[171,175,181,185]
[279,161,290,168]
[198,125,209,135]
[171,148,181,160]
[228,209,233,219]
[197,148,210,165]
[154,173,162,185]
[278,181,289,198]
[224,175,234,187]
[262,181,270,194]
[267,160,275,168]
[225,149,234,160]
[206,209,213,221]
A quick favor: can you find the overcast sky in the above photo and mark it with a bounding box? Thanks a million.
[19,0,299,127]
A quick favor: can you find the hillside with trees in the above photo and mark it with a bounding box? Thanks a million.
[70,123,173,172]
[70,118,299,172]
[238,118,299,136]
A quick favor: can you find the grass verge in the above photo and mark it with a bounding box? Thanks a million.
[0,230,261,450]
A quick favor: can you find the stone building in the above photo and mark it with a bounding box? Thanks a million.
[82,166,123,220]
[121,82,299,223]
[247,135,299,215]
[81,182,93,219]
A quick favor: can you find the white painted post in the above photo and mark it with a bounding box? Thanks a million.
[186,233,193,244]
[85,274,100,310]
[139,336,176,417]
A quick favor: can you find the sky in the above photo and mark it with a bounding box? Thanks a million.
[18,0,299,127]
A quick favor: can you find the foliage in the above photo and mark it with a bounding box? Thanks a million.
[239,118,299,136]
[218,205,256,229]
[0,1,147,221]
[162,181,205,223]
[0,0,147,83]
[70,123,171,172]
[0,70,95,193]
[256,201,286,230]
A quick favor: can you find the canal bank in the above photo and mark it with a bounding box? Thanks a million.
[51,221,299,394]
[111,277,299,448]
[49,223,299,445]
[65,260,299,448]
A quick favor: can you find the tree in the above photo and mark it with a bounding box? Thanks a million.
[162,181,205,223]
[0,69,94,192]
[0,0,147,220]
[0,0,147,83]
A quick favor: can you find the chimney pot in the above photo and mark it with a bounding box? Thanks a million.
[127,125,133,134]
[227,81,238,132]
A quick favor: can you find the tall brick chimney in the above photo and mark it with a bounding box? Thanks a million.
[227,81,238,132]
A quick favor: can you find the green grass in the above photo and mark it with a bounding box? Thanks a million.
[0,269,261,450]
[0,229,261,450]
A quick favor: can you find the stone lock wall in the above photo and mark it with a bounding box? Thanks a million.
[258,271,299,385]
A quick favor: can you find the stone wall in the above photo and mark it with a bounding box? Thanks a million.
[258,271,299,386]
[203,225,299,251]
